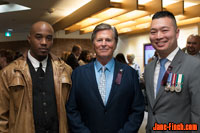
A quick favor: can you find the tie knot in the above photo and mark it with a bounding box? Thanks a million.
[101,66,106,72]
[159,58,168,67]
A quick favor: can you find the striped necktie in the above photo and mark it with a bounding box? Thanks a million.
[98,66,106,105]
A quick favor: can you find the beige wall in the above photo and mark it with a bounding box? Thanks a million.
[116,24,199,73]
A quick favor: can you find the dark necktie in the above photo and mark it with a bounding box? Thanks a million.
[156,58,168,95]
[37,62,45,78]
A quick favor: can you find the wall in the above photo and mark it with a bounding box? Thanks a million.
[0,30,91,42]
[0,38,92,57]
[115,24,199,73]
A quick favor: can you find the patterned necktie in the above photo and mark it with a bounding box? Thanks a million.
[37,62,45,78]
[98,66,106,105]
[156,58,168,95]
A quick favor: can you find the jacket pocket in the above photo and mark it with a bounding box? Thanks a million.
[9,74,25,112]
[61,72,71,103]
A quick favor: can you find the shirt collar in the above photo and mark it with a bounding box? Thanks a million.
[95,58,115,72]
[157,46,179,63]
[28,50,48,69]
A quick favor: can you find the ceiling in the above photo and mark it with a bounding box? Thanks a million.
[0,0,200,35]
[0,0,86,33]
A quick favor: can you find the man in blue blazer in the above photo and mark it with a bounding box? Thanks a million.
[66,23,144,133]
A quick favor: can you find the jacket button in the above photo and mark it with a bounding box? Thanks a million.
[43,102,47,106]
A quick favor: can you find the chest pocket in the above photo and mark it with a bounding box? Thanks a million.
[9,72,25,111]
[61,71,71,103]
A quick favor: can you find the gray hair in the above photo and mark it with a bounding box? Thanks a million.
[91,23,118,44]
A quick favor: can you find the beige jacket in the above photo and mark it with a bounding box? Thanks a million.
[0,52,72,133]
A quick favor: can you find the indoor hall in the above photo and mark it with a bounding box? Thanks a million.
[0,0,200,133]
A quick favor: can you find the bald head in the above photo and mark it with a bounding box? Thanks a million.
[30,21,54,35]
[186,34,200,55]
[28,21,54,61]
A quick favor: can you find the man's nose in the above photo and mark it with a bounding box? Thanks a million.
[41,38,47,45]
[156,31,164,39]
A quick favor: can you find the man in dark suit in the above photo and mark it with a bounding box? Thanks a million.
[66,44,82,69]
[144,11,200,132]
[66,23,144,133]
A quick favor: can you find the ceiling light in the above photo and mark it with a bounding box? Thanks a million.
[114,10,148,22]
[115,21,136,29]
[110,0,123,2]
[162,0,178,7]
[65,8,126,32]
[138,0,152,5]
[119,28,133,33]
[101,19,120,25]
[63,0,91,16]
[0,3,30,13]
[177,17,200,26]
[184,2,198,8]
[135,22,151,29]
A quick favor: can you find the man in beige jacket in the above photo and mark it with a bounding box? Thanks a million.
[0,21,72,133]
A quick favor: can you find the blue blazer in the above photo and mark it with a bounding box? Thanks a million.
[66,60,144,133]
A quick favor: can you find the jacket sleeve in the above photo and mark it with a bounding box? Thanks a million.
[0,71,10,133]
[189,61,200,131]
[118,69,145,133]
[66,70,91,133]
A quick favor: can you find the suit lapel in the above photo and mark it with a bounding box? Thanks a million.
[154,49,183,107]
[106,60,122,108]
[147,58,158,108]
[86,62,105,106]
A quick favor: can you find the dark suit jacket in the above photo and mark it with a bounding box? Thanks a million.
[144,49,200,132]
[66,59,144,133]
[66,53,79,70]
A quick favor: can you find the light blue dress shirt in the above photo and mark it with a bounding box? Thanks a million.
[94,58,115,104]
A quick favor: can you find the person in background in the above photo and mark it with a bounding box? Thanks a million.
[182,34,200,59]
[144,11,200,132]
[78,50,91,66]
[66,44,82,69]
[115,53,127,64]
[127,54,141,78]
[66,23,144,133]
[147,51,158,64]
[0,21,72,133]
[61,51,70,63]
[0,49,15,70]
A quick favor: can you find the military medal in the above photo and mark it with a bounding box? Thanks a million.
[175,74,184,92]
[170,73,177,92]
[165,73,172,91]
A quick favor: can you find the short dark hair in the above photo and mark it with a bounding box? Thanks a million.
[152,11,177,29]
[72,45,81,53]
[91,23,118,44]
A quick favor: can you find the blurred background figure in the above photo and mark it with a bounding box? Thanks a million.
[147,51,158,64]
[14,51,23,60]
[61,51,70,63]
[0,49,15,70]
[66,44,82,69]
[115,53,127,64]
[182,34,200,59]
[78,50,91,66]
[127,54,140,78]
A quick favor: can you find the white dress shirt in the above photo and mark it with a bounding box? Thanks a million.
[28,50,48,72]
